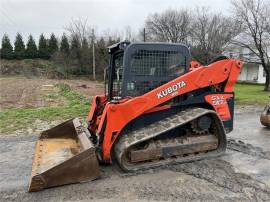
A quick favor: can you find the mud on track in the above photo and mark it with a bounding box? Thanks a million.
[0,106,270,201]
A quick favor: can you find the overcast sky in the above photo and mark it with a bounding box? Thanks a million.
[0,0,231,43]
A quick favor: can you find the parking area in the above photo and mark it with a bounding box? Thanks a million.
[0,106,269,201]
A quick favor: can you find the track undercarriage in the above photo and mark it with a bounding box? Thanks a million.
[114,108,227,171]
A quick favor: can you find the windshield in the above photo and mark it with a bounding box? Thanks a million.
[126,49,187,96]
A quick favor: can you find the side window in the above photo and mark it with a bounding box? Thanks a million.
[111,53,124,98]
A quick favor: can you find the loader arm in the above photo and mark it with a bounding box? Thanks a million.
[97,59,243,162]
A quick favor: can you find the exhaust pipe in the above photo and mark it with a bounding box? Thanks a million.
[28,118,100,192]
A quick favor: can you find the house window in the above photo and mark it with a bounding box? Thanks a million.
[239,53,243,59]
[250,51,256,57]
[263,70,266,77]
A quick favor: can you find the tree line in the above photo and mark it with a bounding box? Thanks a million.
[0,31,119,79]
[0,0,269,90]
[1,33,59,60]
[142,7,242,65]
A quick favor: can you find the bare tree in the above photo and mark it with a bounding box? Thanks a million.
[143,8,240,65]
[231,0,270,91]
[191,7,241,64]
[102,28,122,43]
[65,18,90,45]
[65,18,94,78]
[123,26,138,41]
[144,8,192,43]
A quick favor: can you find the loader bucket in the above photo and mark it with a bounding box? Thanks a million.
[28,118,100,192]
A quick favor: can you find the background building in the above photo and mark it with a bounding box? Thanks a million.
[223,45,266,84]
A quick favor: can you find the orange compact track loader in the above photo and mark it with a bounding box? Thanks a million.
[29,41,243,192]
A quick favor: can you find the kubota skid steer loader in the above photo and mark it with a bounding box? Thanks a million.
[29,41,243,192]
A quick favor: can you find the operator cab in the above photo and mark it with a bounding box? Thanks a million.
[106,41,191,101]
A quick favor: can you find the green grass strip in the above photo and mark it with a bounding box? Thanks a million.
[0,83,91,133]
[234,83,269,105]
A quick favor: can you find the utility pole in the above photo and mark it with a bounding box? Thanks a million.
[143,28,146,42]
[92,28,96,80]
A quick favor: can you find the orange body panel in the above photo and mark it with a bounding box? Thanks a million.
[190,60,202,71]
[88,59,243,162]
[87,95,107,134]
[204,94,233,121]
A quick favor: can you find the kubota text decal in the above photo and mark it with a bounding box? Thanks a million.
[157,81,186,99]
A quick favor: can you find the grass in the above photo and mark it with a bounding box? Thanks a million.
[234,83,269,105]
[0,81,268,133]
[0,83,90,133]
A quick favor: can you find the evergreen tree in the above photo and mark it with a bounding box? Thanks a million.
[25,35,38,58]
[1,34,13,59]
[96,38,108,76]
[48,33,58,56]
[60,34,69,55]
[70,35,81,74]
[38,34,49,59]
[14,33,25,59]
[70,35,80,52]
[82,37,89,52]
[81,37,90,73]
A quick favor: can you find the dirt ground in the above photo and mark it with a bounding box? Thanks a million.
[0,106,269,202]
[0,77,103,111]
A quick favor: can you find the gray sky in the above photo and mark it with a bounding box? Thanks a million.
[0,0,230,43]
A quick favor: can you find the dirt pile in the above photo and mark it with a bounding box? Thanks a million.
[0,59,63,78]
[0,77,103,111]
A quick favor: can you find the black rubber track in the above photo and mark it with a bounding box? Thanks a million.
[113,108,227,172]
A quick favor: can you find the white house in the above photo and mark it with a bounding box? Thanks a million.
[223,45,267,84]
